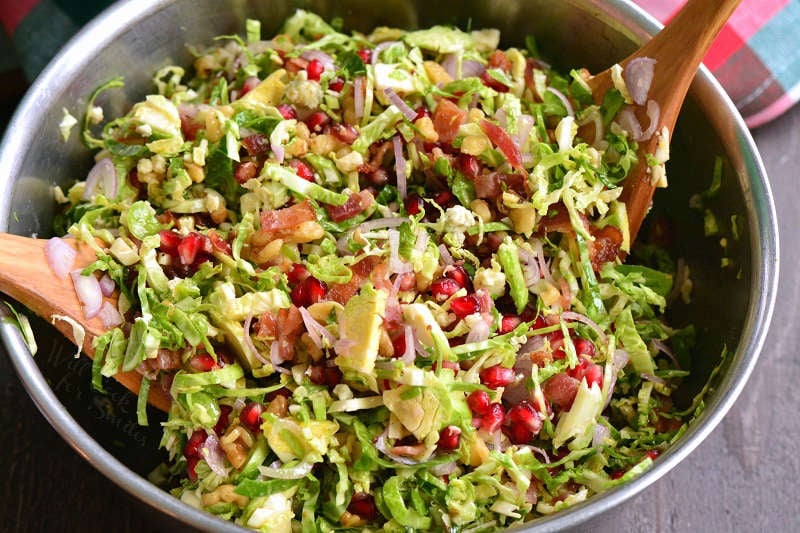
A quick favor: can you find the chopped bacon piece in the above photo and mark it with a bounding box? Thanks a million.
[326,190,374,222]
[433,99,467,145]
[326,256,382,305]
[589,225,623,270]
[488,50,512,72]
[480,119,524,171]
[474,173,501,199]
[542,373,580,410]
[260,200,317,231]
[255,306,304,363]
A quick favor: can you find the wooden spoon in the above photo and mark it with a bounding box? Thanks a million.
[0,232,171,411]
[588,0,741,242]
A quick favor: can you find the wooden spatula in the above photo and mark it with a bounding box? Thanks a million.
[0,232,171,411]
[588,0,741,242]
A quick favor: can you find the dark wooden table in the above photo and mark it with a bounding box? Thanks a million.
[2,102,798,533]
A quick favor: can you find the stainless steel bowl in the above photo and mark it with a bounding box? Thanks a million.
[0,0,778,530]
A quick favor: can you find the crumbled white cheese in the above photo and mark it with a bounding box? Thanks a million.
[136,123,153,138]
[285,73,323,109]
[58,108,78,142]
[474,266,507,297]
[443,205,477,247]
[88,105,104,124]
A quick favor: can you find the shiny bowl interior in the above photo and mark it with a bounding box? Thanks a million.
[0,0,777,530]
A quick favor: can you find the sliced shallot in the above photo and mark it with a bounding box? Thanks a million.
[44,237,77,280]
[97,301,123,328]
[393,135,408,199]
[83,158,118,200]
[624,57,657,106]
[70,269,102,319]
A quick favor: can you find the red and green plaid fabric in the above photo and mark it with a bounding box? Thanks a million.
[2,0,799,128]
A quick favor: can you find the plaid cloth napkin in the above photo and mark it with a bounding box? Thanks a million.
[1,0,798,128]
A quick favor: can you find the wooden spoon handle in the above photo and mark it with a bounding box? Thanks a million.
[0,232,171,412]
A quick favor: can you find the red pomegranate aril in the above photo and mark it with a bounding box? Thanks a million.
[239,402,265,433]
[329,77,345,92]
[450,294,480,319]
[391,334,406,358]
[189,353,217,372]
[306,58,324,81]
[288,159,315,182]
[234,161,258,184]
[467,390,491,416]
[304,111,330,133]
[240,76,261,97]
[331,123,359,144]
[532,315,548,331]
[506,423,534,445]
[437,425,462,450]
[277,103,297,120]
[404,193,424,215]
[159,230,181,254]
[573,338,596,357]
[287,263,310,284]
[507,401,542,434]
[356,49,372,64]
[414,106,431,120]
[479,402,506,432]
[458,153,481,179]
[347,492,377,521]
[241,133,270,156]
[186,455,201,482]
[583,363,603,388]
[542,373,580,410]
[430,277,461,301]
[433,190,455,207]
[208,230,232,256]
[444,265,472,291]
[645,450,660,461]
[480,365,515,389]
[178,233,208,266]
[291,276,328,307]
[500,314,522,334]
[214,405,233,435]
[610,470,625,480]
[183,429,208,459]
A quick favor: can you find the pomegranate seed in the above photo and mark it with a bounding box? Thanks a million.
[241,133,270,156]
[287,263,309,284]
[265,387,292,402]
[304,111,330,133]
[467,390,491,415]
[444,265,473,291]
[433,190,455,208]
[450,294,480,319]
[506,423,534,444]
[331,123,359,144]
[430,277,461,301]
[542,373,580,410]
[186,455,200,481]
[414,106,431,120]
[507,401,542,434]
[277,104,297,120]
[291,276,328,307]
[183,429,208,459]
[240,402,265,433]
[500,314,522,334]
[583,363,603,388]
[481,70,510,93]
[240,76,260,97]
[391,334,406,358]
[404,193,424,215]
[356,49,372,64]
[328,77,344,92]
[437,425,462,450]
[573,338,596,357]
[288,159,315,182]
[159,230,181,254]
[347,492,377,521]
[610,470,625,480]
[309,365,342,386]
[234,161,258,184]
[458,153,481,179]
[479,402,505,432]
[532,315,548,331]
[218,350,235,366]
[645,450,660,460]
[178,233,208,266]
[214,405,233,435]
[189,353,217,372]
[306,58,324,81]
[480,365,515,389]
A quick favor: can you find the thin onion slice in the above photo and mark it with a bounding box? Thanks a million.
[383,88,417,122]
[400,324,416,364]
[546,87,574,117]
[392,135,408,198]
[243,314,269,365]
[45,237,77,280]
[298,306,336,349]
[624,57,657,106]
[652,338,680,369]
[603,349,630,409]
[462,60,485,79]
[271,142,285,164]
[358,217,405,232]
[371,41,398,66]
[560,311,608,344]
[441,53,458,79]
[592,422,611,448]
[438,244,454,266]
[465,319,491,344]
[300,50,335,71]
[98,273,116,297]
[269,342,291,373]
[83,158,118,200]
[70,269,102,319]
[200,433,229,477]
